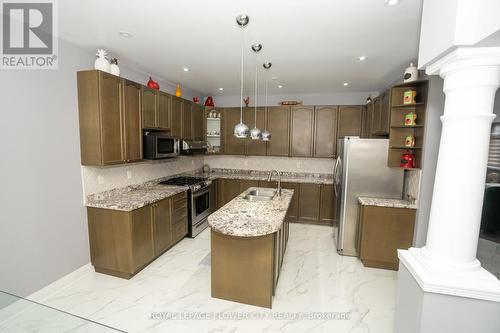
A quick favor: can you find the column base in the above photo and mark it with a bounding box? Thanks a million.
[398,248,500,302]
[394,260,500,333]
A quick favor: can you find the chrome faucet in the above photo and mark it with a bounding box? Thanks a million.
[267,170,282,196]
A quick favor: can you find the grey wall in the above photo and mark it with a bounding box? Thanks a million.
[0,39,203,296]
[413,75,445,247]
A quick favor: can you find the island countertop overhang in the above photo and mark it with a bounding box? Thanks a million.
[208,187,294,237]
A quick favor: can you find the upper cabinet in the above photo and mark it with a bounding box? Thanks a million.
[290,106,314,157]
[371,97,382,136]
[182,100,193,140]
[244,107,267,156]
[192,103,205,141]
[313,106,338,158]
[222,108,245,155]
[141,88,171,130]
[371,90,391,136]
[338,105,363,138]
[77,70,141,166]
[267,106,290,157]
[170,96,183,138]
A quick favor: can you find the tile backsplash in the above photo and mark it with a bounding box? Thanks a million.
[204,155,335,174]
[81,156,204,197]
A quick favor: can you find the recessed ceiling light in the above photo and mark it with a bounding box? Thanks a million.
[358,56,367,61]
[385,0,400,6]
[183,67,190,72]
[343,82,349,86]
[278,85,283,89]
[218,87,224,91]
[119,31,133,38]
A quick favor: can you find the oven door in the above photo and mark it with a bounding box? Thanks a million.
[156,137,179,158]
[191,187,212,226]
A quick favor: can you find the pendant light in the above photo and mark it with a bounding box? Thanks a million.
[250,43,263,140]
[261,61,272,141]
[234,15,250,138]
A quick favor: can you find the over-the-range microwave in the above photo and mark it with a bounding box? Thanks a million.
[143,131,179,159]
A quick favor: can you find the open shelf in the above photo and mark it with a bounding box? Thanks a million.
[390,146,422,149]
[392,103,425,108]
[390,125,424,128]
[207,118,221,121]
[207,135,220,138]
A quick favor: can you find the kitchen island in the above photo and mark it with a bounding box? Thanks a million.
[208,187,293,308]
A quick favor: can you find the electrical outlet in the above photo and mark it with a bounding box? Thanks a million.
[126,171,132,179]
[97,175,104,184]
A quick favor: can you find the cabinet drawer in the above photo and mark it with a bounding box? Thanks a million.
[171,192,187,205]
[173,221,188,241]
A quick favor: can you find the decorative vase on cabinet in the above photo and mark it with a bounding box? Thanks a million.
[94,49,110,73]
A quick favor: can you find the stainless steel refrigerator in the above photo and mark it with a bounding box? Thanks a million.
[334,137,404,256]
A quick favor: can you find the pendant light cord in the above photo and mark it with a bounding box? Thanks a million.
[254,61,258,127]
[264,78,268,131]
[240,29,244,124]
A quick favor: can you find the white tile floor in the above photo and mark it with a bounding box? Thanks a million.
[11,224,398,333]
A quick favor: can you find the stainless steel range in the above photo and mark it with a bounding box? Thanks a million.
[160,176,212,238]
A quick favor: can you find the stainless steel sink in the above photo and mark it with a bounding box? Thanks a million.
[243,189,276,201]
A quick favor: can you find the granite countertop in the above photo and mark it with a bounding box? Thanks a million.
[205,168,333,185]
[208,187,294,237]
[86,183,187,212]
[358,196,418,209]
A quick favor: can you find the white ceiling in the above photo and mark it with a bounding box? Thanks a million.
[59,0,423,95]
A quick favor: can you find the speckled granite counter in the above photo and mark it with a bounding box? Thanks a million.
[208,187,294,237]
[358,196,418,209]
[206,168,333,185]
[86,182,187,211]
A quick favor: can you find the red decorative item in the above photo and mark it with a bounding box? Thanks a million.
[193,96,200,103]
[204,96,214,107]
[147,77,160,90]
[400,150,415,169]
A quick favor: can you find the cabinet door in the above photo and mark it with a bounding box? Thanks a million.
[290,106,314,157]
[192,103,205,141]
[210,179,219,210]
[142,86,157,129]
[298,183,321,222]
[240,179,259,192]
[218,179,241,206]
[122,80,142,163]
[267,106,290,156]
[153,198,172,256]
[314,106,338,158]
[244,107,267,156]
[157,92,171,130]
[319,184,335,225]
[380,90,391,135]
[99,72,124,164]
[281,182,299,221]
[362,103,374,138]
[222,108,245,155]
[171,97,183,138]
[182,100,193,140]
[131,205,155,270]
[371,97,381,135]
[338,106,363,138]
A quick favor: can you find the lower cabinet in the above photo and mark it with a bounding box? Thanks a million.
[87,191,188,278]
[273,218,289,293]
[358,205,416,270]
[217,178,242,208]
[298,184,321,223]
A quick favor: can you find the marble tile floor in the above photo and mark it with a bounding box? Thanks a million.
[3,224,398,333]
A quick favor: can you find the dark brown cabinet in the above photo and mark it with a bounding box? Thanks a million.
[171,97,183,138]
[314,106,338,158]
[361,104,373,138]
[320,184,335,224]
[182,100,193,140]
[192,103,205,141]
[78,70,142,166]
[290,106,315,157]
[267,106,290,156]
[338,105,363,137]
[358,205,415,270]
[131,205,155,271]
[281,182,299,221]
[218,178,242,207]
[370,91,391,136]
[298,183,321,222]
[371,97,382,136]
[244,107,267,156]
[222,108,245,155]
[152,198,172,256]
[122,80,143,163]
[141,88,171,130]
[240,179,259,192]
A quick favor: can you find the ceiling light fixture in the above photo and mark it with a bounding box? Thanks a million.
[119,31,133,38]
[234,15,250,139]
[183,67,190,72]
[219,87,224,91]
[343,82,349,86]
[262,62,272,141]
[385,0,400,6]
[278,85,283,89]
[358,56,367,61]
[250,43,263,140]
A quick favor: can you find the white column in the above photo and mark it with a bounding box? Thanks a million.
[421,47,500,271]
